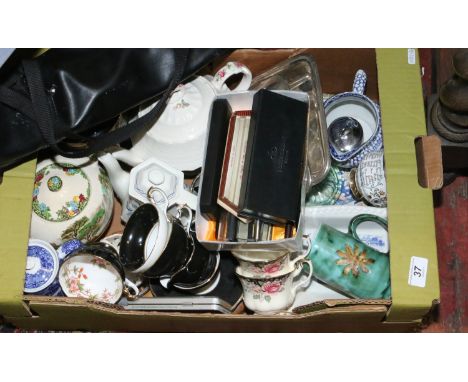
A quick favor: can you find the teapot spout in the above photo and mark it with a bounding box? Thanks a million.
[97,152,129,203]
[112,149,144,168]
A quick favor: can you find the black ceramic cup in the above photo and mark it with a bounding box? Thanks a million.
[169,231,221,291]
[120,203,159,272]
[119,199,194,280]
[142,220,193,279]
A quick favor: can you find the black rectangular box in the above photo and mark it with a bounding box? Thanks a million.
[238,90,308,224]
[199,99,232,219]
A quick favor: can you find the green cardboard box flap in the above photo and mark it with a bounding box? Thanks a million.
[376,49,440,322]
[0,159,36,318]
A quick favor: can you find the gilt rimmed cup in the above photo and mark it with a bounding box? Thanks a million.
[232,236,311,277]
[59,243,140,304]
[236,259,313,314]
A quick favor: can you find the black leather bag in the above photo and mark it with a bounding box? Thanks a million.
[0,48,231,169]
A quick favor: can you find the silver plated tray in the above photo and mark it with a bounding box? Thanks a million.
[250,55,331,190]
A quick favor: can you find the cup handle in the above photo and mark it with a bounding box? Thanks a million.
[352,69,367,95]
[148,186,170,240]
[291,260,313,296]
[175,204,193,233]
[290,235,312,267]
[132,187,171,273]
[123,278,140,301]
[211,61,252,92]
[348,214,389,254]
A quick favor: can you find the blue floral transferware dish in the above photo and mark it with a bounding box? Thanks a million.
[324,70,383,168]
[24,239,60,295]
[57,239,83,262]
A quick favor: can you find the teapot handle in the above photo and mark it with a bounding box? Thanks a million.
[211,62,252,92]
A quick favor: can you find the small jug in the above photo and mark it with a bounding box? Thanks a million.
[310,214,390,299]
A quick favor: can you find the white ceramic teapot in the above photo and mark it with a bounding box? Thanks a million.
[30,156,114,246]
[98,152,197,222]
[115,61,252,172]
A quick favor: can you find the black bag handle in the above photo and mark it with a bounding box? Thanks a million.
[21,48,190,158]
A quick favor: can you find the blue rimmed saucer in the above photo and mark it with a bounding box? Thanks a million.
[24,239,60,295]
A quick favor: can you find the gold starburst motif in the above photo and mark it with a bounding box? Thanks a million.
[336,244,375,277]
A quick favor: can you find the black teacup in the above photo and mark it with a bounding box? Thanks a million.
[168,231,221,292]
[143,219,193,279]
[119,188,195,280]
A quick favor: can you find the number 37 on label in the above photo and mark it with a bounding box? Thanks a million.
[408,256,428,288]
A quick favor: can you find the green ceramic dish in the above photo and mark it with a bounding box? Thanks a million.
[309,215,390,299]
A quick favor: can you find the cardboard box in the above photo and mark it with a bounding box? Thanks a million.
[0,49,440,332]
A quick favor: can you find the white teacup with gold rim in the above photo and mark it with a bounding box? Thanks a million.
[236,259,313,314]
[232,236,311,277]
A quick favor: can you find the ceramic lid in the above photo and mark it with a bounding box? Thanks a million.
[32,162,90,222]
[24,239,59,293]
[129,158,189,208]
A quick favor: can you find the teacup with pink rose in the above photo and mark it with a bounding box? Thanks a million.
[236,259,313,314]
[231,236,311,277]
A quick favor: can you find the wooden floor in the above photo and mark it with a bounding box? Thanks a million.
[423,176,468,332]
[420,49,468,332]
